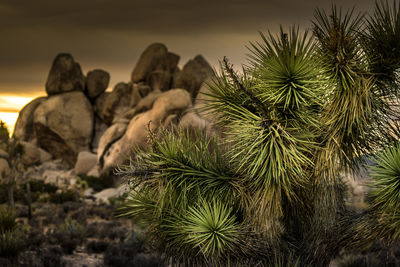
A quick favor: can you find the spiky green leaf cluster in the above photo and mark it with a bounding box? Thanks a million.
[369,144,400,210]
[249,27,322,115]
[165,199,240,259]
[363,0,400,82]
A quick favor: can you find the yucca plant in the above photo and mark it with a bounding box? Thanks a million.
[118,1,400,266]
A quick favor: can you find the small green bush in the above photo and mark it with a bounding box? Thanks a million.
[79,175,114,192]
[0,208,24,259]
[28,180,58,194]
[48,190,78,204]
[0,208,17,234]
[0,230,24,258]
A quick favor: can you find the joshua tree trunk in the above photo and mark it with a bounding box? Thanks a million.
[26,180,32,220]
[8,155,19,210]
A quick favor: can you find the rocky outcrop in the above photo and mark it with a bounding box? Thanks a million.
[85,69,110,99]
[45,53,85,96]
[13,97,47,142]
[131,43,179,91]
[14,43,214,174]
[173,55,213,99]
[33,91,93,165]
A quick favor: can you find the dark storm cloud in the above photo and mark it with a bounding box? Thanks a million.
[0,0,376,95]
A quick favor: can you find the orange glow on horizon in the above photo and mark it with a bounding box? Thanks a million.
[0,93,45,134]
[0,112,19,135]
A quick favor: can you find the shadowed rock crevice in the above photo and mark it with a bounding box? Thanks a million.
[34,123,77,166]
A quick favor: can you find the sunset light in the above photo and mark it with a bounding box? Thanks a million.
[0,94,43,134]
[0,112,18,134]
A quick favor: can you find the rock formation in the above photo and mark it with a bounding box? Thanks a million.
[45,53,85,95]
[13,43,215,175]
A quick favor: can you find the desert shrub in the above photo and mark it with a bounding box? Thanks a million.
[0,231,24,258]
[0,208,17,234]
[28,180,58,194]
[0,209,24,259]
[51,219,85,254]
[48,190,78,204]
[79,174,114,192]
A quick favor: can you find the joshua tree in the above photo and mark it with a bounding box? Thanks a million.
[118,1,400,266]
[0,121,24,210]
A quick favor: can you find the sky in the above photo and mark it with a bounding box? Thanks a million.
[0,0,377,132]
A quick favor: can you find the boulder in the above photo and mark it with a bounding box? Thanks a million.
[43,169,77,189]
[0,158,10,182]
[179,110,214,136]
[134,90,162,115]
[45,53,85,96]
[96,82,132,125]
[87,164,101,178]
[97,123,128,165]
[100,89,191,172]
[85,69,110,99]
[94,188,118,204]
[91,116,108,152]
[94,92,110,120]
[101,111,154,172]
[130,83,151,108]
[33,91,94,165]
[22,159,69,182]
[173,55,214,99]
[74,151,97,175]
[0,148,8,159]
[13,97,47,142]
[40,149,52,163]
[151,89,192,124]
[193,81,217,123]
[131,43,179,90]
[20,141,45,166]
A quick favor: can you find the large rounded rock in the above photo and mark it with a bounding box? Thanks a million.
[134,90,162,115]
[85,69,110,99]
[131,43,179,91]
[151,89,192,124]
[100,89,191,172]
[179,110,214,136]
[96,82,132,125]
[130,83,151,108]
[20,141,51,166]
[74,151,97,175]
[0,149,8,159]
[97,122,128,163]
[173,55,213,99]
[33,91,94,165]
[45,53,85,96]
[94,92,110,119]
[13,97,47,142]
[101,111,153,171]
[91,116,109,152]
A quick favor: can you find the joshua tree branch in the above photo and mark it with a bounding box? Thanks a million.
[222,56,269,118]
